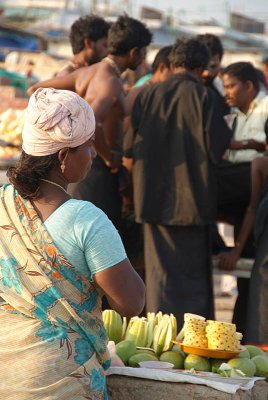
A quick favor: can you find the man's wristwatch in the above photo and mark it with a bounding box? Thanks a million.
[242,140,249,148]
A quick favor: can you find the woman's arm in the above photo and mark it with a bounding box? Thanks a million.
[217,157,268,270]
[94,258,145,317]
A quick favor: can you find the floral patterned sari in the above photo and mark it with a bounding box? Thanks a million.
[0,184,111,400]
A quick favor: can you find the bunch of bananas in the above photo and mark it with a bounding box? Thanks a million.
[102,310,177,356]
[102,309,127,344]
[124,312,177,355]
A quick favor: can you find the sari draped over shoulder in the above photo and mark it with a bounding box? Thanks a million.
[0,184,110,400]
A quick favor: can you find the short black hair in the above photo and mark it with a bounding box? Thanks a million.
[255,68,268,90]
[151,46,172,74]
[223,62,259,92]
[169,37,210,71]
[197,33,224,60]
[70,14,110,54]
[108,15,152,55]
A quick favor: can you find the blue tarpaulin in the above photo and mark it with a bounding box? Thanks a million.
[0,31,38,50]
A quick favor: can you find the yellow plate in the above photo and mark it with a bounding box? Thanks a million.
[173,341,243,359]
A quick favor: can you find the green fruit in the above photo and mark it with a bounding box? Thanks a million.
[227,357,256,377]
[115,340,136,364]
[210,358,226,372]
[237,348,250,358]
[244,345,265,358]
[252,355,268,377]
[172,344,186,358]
[184,355,210,372]
[102,309,123,344]
[159,351,184,369]
[135,349,157,356]
[128,352,159,368]
[125,318,149,347]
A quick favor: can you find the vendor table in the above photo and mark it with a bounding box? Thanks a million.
[107,375,268,400]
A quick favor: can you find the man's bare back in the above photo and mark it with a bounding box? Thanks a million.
[27,14,152,237]
[76,61,125,152]
[28,59,125,165]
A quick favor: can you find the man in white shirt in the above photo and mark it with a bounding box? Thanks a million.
[223,62,268,162]
[218,62,268,338]
[218,63,268,225]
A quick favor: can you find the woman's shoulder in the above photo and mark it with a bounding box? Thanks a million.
[46,199,109,228]
[62,199,108,220]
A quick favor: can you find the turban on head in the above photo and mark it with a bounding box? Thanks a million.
[22,87,95,156]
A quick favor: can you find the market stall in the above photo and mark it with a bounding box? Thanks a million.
[103,311,268,399]
[106,374,268,400]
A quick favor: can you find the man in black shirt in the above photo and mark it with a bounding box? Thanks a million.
[127,38,232,328]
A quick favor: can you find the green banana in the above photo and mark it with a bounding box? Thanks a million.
[152,314,177,355]
[125,318,149,347]
[102,309,123,344]
[153,318,170,355]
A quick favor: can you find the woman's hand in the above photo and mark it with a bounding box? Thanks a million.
[214,249,240,271]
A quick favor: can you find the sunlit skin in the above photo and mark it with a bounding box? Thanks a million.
[28,47,147,170]
[223,73,266,152]
[89,37,108,64]
[223,73,255,114]
[66,136,97,183]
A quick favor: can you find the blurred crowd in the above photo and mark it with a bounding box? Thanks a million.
[27,14,268,345]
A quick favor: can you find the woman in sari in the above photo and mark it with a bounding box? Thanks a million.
[0,87,145,399]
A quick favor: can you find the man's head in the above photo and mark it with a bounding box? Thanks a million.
[151,46,172,82]
[108,15,152,70]
[197,34,223,86]
[70,15,110,64]
[222,62,259,111]
[169,37,210,80]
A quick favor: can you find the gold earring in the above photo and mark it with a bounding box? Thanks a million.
[60,161,65,173]
[60,149,69,174]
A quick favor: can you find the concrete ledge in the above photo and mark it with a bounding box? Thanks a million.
[107,375,268,400]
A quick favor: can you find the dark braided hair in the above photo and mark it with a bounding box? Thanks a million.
[7,151,59,200]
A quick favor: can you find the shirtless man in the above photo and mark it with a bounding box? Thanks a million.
[28,15,152,230]
[56,14,110,77]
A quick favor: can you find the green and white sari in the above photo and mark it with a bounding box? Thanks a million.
[0,184,111,400]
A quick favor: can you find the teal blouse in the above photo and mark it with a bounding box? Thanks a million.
[44,199,127,279]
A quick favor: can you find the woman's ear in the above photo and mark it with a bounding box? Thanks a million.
[58,148,69,164]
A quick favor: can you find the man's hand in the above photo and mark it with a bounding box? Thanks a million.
[230,138,266,151]
[214,249,240,271]
[104,150,122,172]
[246,139,266,151]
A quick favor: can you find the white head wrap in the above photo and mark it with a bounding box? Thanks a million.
[22,87,95,156]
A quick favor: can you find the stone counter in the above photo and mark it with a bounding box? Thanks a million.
[107,375,268,400]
